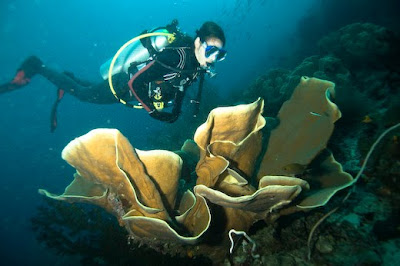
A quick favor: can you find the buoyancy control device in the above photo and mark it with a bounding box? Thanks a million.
[100,24,177,80]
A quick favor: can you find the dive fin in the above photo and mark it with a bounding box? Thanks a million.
[50,88,65,132]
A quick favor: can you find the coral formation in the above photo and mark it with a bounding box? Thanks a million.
[39,76,353,262]
[318,23,400,68]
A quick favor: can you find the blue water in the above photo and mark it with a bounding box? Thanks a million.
[0,0,398,264]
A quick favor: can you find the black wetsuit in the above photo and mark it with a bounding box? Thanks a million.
[128,35,201,122]
[0,34,201,123]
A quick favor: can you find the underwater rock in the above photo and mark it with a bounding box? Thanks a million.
[315,236,334,254]
[318,22,400,68]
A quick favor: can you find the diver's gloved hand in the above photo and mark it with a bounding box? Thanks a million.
[149,110,178,123]
[18,56,44,78]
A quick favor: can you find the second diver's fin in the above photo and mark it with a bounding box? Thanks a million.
[1,56,43,94]
[0,70,31,94]
[50,88,65,132]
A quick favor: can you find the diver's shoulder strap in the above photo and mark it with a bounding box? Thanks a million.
[139,30,158,57]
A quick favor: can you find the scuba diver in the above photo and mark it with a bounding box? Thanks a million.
[0,20,226,131]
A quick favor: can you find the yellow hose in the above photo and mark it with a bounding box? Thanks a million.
[108,32,175,104]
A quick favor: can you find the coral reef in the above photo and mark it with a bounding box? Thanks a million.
[39,77,353,263]
[318,23,400,68]
[235,22,400,265]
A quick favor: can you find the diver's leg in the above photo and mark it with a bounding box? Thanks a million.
[63,71,93,87]
[38,67,95,99]
[40,67,120,103]
[0,56,91,97]
[1,56,126,104]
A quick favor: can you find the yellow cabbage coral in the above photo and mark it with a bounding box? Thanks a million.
[39,77,353,261]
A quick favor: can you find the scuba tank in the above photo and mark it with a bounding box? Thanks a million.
[100,28,174,80]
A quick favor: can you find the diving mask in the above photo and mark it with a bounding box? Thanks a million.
[202,42,227,62]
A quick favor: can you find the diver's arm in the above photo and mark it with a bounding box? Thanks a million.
[135,80,183,123]
[148,89,184,123]
[129,74,181,122]
[149,110,177,123]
